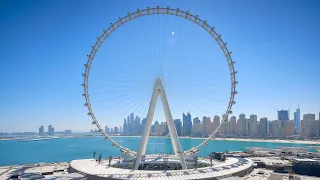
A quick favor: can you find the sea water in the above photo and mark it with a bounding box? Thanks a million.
[0,136,314,166]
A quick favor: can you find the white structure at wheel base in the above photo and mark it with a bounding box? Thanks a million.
[70,157,253,180]
[135,78,187,170]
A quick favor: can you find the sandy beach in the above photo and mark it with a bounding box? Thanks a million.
[108,135,320,145]
[2,135,320,145]
[213,138,320,145]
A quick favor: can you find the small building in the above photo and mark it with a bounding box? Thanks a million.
[292,158,320,177]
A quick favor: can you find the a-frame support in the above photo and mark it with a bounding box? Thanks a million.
[134,78,187,170]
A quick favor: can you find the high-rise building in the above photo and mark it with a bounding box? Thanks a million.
[141,118,147,133]
[174,119,182,136]
[192,117,201,136]
[127,116,130,134]
[249,114,257,137]
[235,119,241,136]
[259,117,268,137]
[201,116,211,137]
[192,117,200,125]
[221,114,229,135]
[114,127,119,134]
[284,120,294,136]
[278,110,289,127]
[294,105,301,135]
[152,121,159,134]
[38,126,44,136]
[120,126,123,133]
[48,125,54,135]
[183,112,192,136]
[303,114,316,121]
[123,119,127,134]
[105,126,110,133]
[130,113,134,134]
[268,121,273,135]
[239,114,247,136]
[212,115,220,133]
[301,113,317,137]
[229,116,237,135]
[155,122,167,135]
[135,116,141,135]
[271,120,282,137]
[164,122,169,135]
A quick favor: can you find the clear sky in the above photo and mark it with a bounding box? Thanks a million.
[0,0,319,132]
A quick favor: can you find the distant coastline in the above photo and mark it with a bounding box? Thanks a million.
[108,135,320,145]
[1,135,320,145]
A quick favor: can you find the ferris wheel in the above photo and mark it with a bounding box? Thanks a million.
[82,6,237,167]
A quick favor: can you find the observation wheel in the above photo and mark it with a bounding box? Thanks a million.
[82,6,237,158]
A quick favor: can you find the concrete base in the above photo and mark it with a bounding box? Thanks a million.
[70,157,253,180]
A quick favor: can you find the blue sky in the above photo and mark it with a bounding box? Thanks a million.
[0,0,319,132]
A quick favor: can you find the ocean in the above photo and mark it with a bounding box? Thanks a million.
[0,136,314,166]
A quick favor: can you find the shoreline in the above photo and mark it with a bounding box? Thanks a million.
[2,135,320,145]
[213,138,320,145]
[109,135,320,145]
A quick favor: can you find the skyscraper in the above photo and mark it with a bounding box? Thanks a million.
[163,122,169,135]
[123,119,127,134]
[303,114,316,121]
[141,118,147,133]
[155,122,167,135]
[130,113,134,134]
[239,114,247,136]
[294,105,301,135]
[39,126,44,136]
[259,117,268,137]
[271,120,282,137]
[268,121,274,135]
[212,115,220,132]
[229,116,236,135]
[183,112,192,136]
[114,127,118,134]
[152,121,159,134]
[135,116,141,135]
[249,114,257,137]
[278,110,289,127]
[192,117,201,136]
[174,119,182,136]
[221,114,229,135]
[301,113,317,137]
[284,120,294,136]
[127,116,130,134]
[48,125,54,135]
[201,116,211,136]
[105,126,110,133]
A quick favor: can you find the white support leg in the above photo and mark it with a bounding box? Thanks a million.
[134,78,187,170]
[134,78,159,170]
[158,80,187,170]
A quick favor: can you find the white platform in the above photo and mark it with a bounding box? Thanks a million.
[70,157,253,179]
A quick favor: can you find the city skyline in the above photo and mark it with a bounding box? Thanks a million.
[1,0,320,132]
[114,110,320,138]
[2,109,320,134]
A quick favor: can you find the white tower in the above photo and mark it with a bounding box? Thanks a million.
[134,78,187,170]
